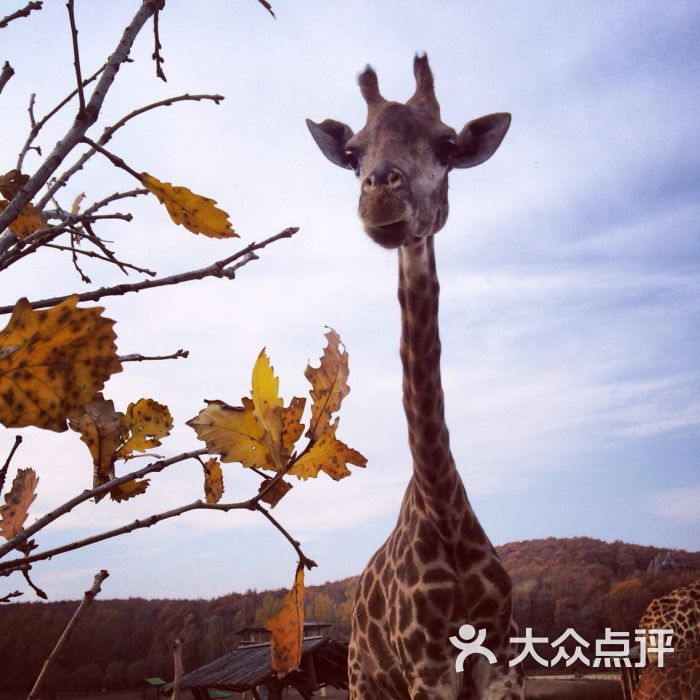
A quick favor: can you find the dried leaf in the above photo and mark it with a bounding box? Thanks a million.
[258,477,292,508]
[0,468,38,540]
[290,419,366,481]
[251,351,287,469]
[0,200,46,239]
[0,296,122,432]
[71,193,86,215]
[256,0,275,18]
[69,395,129,500]
[0,169,29,199]
[110,479,150,502]
[266,567,304,676]
[305,329,350,441]
[140,172,237,238]
[118,398,173,457]
[203,457,224,504]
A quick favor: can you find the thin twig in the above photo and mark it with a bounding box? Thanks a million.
[255,504,317,570]
[0,62,14,96]
[66,0,86,118]
[0,1,43,30]
[0,226,299,314]
[82,188,148,216]
[152,0,166,82]
[0,590,22,603]
[0,449,206,559]
[119,349,189,362]
[0,436,22,495]
[16,64,104,171]
[43,242,156,276]
[27,570,108,700]
[0,0,159,250]
[38,94,222,208]
[21,566,47,599]
[82,138,142,180]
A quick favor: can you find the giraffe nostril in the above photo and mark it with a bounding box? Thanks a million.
[388,169,403,189]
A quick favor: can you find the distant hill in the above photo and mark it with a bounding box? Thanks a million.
[0,537,697,691]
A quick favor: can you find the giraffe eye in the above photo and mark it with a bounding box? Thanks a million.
[345,150,360,175]
[435,139,456,166]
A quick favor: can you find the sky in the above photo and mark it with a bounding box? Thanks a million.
[0,0,698,601]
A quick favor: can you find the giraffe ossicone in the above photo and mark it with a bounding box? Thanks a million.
[308,54,523,699]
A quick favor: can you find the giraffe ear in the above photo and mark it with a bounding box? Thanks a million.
[452,113,511,169]
[306,118,355,169]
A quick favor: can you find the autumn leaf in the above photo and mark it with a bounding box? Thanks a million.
[290,418,366,481]
[266,566,304,676]
[69,395,129,499]
[0,468,38,540]
[117,398,173,457]
[0,296,122,432]
[110,478,150,503]
[0,169,29,199]
[258,477,292,508]
[305,329,350,441]
[140,172,237,238]
[203,458,224,504]
[0,199,46,239]
[256,0,275,18]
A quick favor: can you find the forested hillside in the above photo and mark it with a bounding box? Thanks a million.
[1,537,698,691]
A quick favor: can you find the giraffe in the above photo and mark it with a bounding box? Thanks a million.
[307,55,523,699]
[633,579,700,700]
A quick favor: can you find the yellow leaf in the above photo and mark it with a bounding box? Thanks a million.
[69,395,129,500]
[187,398,273,468]
[0,468,38,540]
[251,351,286,469]
[290,418,366,481]
[0,296,122,432]
[140,172,237,238]
[110,478,150,502]
[203,457,224,504]
[118,398,173,457]
[266,566,304,677]
[258,477,292,508]
[0,199,46,239]
[281,396,305,456]
[0,169,29,199]
[305,329,350,441]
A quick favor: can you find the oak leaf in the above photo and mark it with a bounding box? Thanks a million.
[140,172,236,238]
[203,457,224,504]
[0,296,122,432]
[0,169,29,199]
[266,566,304,676]
[118,398,173,457]
[290,418,366,481]
[305,329,350,441]
[0,199,46,239]
[0,468,38,540]
[258,477,292,508]
[110,478,150,502]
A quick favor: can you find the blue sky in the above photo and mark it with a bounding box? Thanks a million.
[0,0,698,600]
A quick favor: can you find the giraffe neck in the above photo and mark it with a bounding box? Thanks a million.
[398,235,468,521]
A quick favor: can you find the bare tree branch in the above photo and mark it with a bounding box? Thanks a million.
[0,1,43,30]
[152,0,167,82]
[0,226,299,314]
[119,349,189,362]
[0,436,22,495]
[0,0,160,252]
[0,61,14,96]
[0,590,22,603]
[21,566,47,599]
[0,449,206,560]
[66,0,86,118]
[27,570,108,700]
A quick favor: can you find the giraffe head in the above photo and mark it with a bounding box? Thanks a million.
[307,54,511,249]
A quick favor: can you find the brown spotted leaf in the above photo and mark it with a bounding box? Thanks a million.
[266,566,304,676]
[0,199,46,239]
[0,468,38,540]
[203,457,224,504]
[69,395,129,501]
[258,477,292,508]
[0,296,122,432]
[305,329,350,441]
[110,478,150,502]
[290,419,366,481]
[118,398,173,457]
[140,172,237,238]
[0,169,29,199]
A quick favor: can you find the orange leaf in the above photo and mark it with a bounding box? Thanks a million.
[203,457,224,504]
[0,296,122,432]
[258,478,292,508]
[110,479,150,502]
[266,566,304,676]
[0,199,46,239]
[0,468,38,540]
[117,398,173,457]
